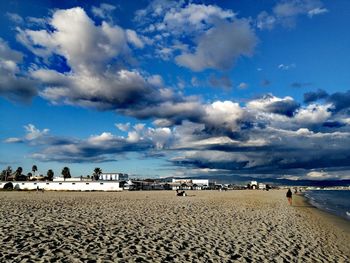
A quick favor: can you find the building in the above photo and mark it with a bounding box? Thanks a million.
[99,173,128,181]
[250,181,258,189]
[258,183,266,190]
[0,178,122,191]
[171,179,210,190]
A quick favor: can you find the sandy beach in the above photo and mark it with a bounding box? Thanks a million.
[0,190,349,262]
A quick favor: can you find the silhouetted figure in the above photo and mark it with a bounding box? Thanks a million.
[286,188,292,206]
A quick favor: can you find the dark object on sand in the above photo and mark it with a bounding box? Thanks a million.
[3,182,14,190]
[176,189,186,196]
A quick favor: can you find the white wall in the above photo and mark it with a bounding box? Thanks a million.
[0,181,122,191]
[192,179,209,186]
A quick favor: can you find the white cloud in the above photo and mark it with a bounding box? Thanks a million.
[256,11,276,30]
[298,170,338,180]
[175,20,257,71]
[162,3,235,34]
[136,3,257,71]
[126,29,144,48]
[4,137,23,143]
[278,63,296,70]
[0,38,37,102]
[237,82,248,89]
[147,74,163,87]
[115,123,130,132]
[204,101,243,132]
[91,3,117,21]
[24,124,49,141]
[88,132,117,144]
[294,103,331,125]
[6,12,24,24]
[308,7,328,17]
[17,7,130,73]
[257,0,328,30]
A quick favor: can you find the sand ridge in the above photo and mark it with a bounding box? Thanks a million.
[0,190,349,262]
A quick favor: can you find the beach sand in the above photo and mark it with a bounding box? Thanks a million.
[0,190,349,262]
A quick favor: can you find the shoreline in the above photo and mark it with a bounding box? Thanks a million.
[295,192,350,234]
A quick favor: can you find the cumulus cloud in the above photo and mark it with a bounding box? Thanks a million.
[91,3,117,21]
[247,94,300,117]
[175,20,257,71]
[304,89,328,103]
[6,123,175,163]
[6,12,24,24]
[125,29,145,48]
[16,7,188,113]
[7,86,350,178]
[135,2,257,71]
[257,0,328,30]
[256,11,276,30]
[0,38,38,102]
[161,3,235,35]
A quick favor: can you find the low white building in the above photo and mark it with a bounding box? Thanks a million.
[258,183,266,190]
[1,178,122,191]
[250,181,258,189]
[171,179,209,190]
[99,173,128,181]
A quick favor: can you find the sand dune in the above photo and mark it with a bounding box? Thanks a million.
[0,190,348,262]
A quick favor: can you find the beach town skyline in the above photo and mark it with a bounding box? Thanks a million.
[1,0,350,181]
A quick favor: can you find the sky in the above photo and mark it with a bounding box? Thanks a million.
[1,0,350,181]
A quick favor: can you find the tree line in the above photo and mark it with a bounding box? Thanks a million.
[0,165,103,181]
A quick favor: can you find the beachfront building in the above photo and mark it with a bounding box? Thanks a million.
[171,179,210,190]
[249,181,258,189]
[0,179,122,191]
[99,172,128,181]
[258,183,266,190]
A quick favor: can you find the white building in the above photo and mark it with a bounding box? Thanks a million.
[171,179,209,190]
[99,173,128,181]
[1,178,122,191]
[258,183,266,190]
[250,181,258,189]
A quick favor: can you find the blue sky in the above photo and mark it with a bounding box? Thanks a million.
[1,0,350,181]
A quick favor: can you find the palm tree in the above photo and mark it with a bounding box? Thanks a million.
[47,169,54,181]
[0,169,6,181]
[15,167,23,181]
[61,167,71,180]
[27,172,32,181]
[5,166,12,181]
[93,167,102,181]
[32,165,38,176]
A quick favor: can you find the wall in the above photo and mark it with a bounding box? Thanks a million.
[0,181,122,191]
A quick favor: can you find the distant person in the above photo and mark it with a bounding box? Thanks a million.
[286,188,292,205]
[176,189,186,196]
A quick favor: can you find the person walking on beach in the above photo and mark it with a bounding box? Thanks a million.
[286,188,292,206]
